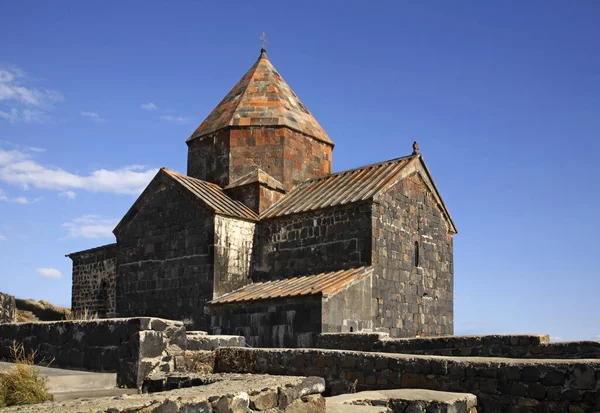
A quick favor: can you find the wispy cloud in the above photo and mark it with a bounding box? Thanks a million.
[81,111,105,123]
[550,336,562,342]
[0,235,5,241]
[0,65,63,123]
[160,114,191,124]
[0,148,158,195]
[141,102,158,111]
[59,190,76,200]
[0,187,40,204]
[62,215,117,239]
[36,267,61,279]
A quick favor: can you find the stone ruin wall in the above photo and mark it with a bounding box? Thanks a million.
[70,243,117,318]
[372,172,454,337]
[0,317,186,388]
[0,291,15,323]
[215,346,600,413]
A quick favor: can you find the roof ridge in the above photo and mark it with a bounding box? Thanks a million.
[225,54,264,128]
[296,153,417,187]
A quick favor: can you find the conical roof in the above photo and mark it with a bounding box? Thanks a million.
[187,49,333,145]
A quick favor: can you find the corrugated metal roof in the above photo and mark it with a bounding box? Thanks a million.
[164,169,259,221]
[187,49,333,145]
[261,155,415,219]
[209,266,373,305]
[224,168,286,192]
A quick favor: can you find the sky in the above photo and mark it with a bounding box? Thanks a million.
[0,1,598,342]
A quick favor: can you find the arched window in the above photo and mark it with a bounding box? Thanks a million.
[414,241,420,267]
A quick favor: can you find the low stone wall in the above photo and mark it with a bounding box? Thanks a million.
[0,292,15,323]
[214,347,600,412]
[187,331,245,350]
[316,333,600,359]
[2,373,326,413]
[0,317,186,388]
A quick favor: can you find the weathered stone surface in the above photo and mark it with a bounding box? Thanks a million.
[250,389,278,410]
[327,389,477,413]
[68,243,117,318]
[0,317,185,388]
[186,333,245,351]
[214,347,600,413]
[0,291,15,323]
[371,173,454,337]
[1,374,325,413]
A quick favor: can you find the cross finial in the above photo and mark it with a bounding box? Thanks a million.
[412,141,420,155]
[260,32,267,50]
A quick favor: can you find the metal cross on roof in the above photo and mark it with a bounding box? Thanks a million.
[260,32,267,49]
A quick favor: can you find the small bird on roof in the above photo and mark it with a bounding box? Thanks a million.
[412,141,420,155]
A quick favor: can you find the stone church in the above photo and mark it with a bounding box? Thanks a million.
[68,48,457,347]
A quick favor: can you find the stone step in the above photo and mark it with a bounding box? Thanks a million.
[326,389,477,413]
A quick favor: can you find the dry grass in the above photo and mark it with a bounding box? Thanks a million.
[0,342,53,407]
[64,308,98,321]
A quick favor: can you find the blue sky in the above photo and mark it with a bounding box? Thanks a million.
[0,1,598,341]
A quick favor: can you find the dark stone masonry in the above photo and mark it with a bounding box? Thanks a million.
[0,317,186,388]
[0,291,15,323]
[67,48,458,342]
[215,347,600,413]
[68,243,117,318]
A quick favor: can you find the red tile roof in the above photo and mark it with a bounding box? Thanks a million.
[187,49,333,145]
[209,266,373,305]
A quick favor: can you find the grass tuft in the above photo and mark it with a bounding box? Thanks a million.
[0,342,53,407]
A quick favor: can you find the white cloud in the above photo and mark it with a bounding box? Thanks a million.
[0,187,40,204]
[141,102,158,111]
[0,66,63,124]
[36,267,62,279]
[160,115,190,124]
[27,147,45,153]
[0,235,5,241]
[550,336,562,342]
[81,111,105,123]
[0,148,158,195]
[11,196,41,204]
[62,215,117,239]
[59,190,76,200]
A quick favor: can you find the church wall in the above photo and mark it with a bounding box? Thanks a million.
[187,127,332,191]
[322,275,374,333]
[253,202,372,281]
[186,129,230,186]
[224,183,260,214]
[282,131,332,189]
[115,177,215,330]
[213,216,255,299]
[70,243,117,318]
[371,173,454,338]
[229,127,285,188]
[210,296,322,348]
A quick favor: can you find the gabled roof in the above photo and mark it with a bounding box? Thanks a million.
[261,154,457,233]
[209,266,373,305]
[163,169,259,221]
[187,49,333,146]
[261,155,416,219]
[224,168,286,192]
[114,168,258,235]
